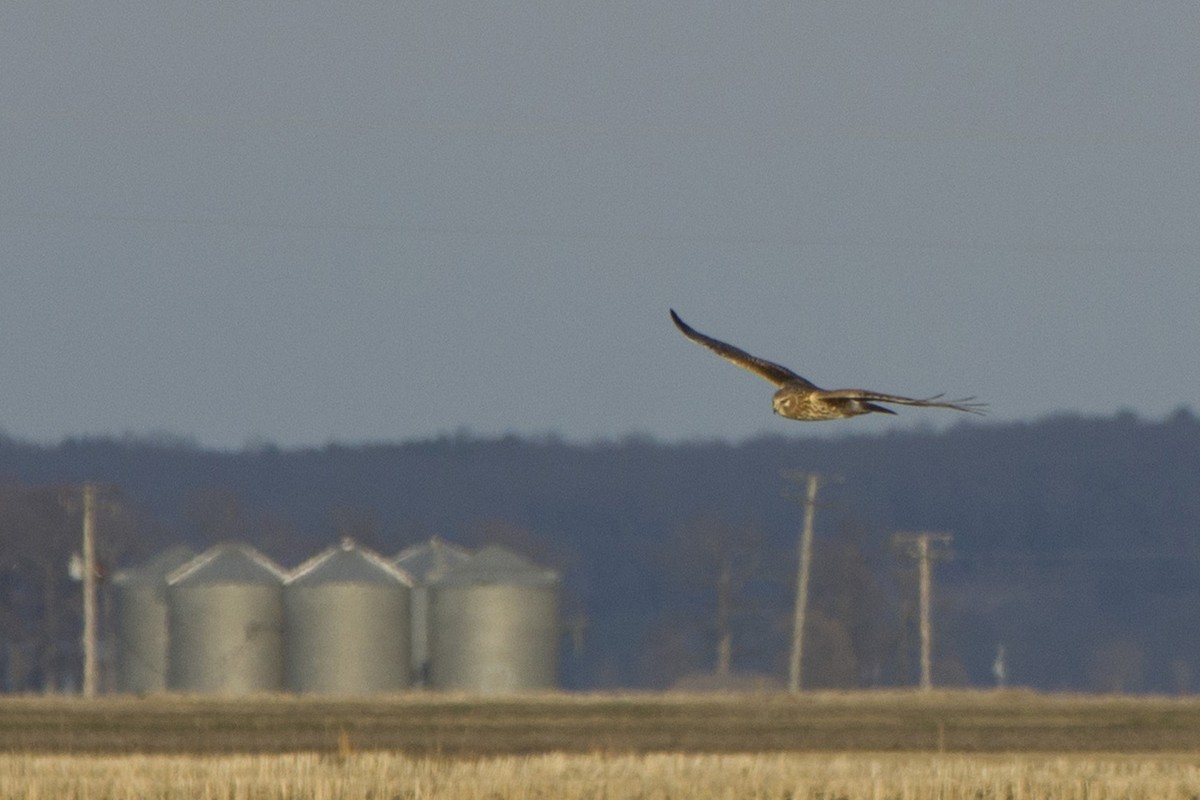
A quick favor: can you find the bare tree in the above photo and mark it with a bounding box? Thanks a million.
[328,506,382,550]
[184,488,246,545]
[0,483,154,693]
[793,609,858,688]
[183,487,303,564]
[1088,638,1145,693]
[0,485,76,691]
[670,514,764,678]
[637,611,703,689]
[763,532,890,689]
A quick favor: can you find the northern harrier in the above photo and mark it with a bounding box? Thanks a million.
[670,309,986,421]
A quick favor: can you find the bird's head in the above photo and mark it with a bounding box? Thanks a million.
[772,392,795,417]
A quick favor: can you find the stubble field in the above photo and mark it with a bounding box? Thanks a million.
[3,690,1200,798]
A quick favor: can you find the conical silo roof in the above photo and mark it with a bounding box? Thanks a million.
[429,544,558,587]
[287,538,413,586]
[394,537,472,582]
[112,545,196,587]
[168,542,285,586]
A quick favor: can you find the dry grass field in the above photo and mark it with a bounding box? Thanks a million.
[5,751,1200,799]
[2,691,1200,798]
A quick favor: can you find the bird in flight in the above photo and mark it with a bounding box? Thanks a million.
[670,309,986,421]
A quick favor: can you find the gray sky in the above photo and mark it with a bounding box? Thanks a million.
[3,4,1197,449]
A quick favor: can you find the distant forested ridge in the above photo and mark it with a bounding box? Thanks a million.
[1,408,1197,693]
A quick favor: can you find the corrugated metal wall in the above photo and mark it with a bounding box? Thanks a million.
[428,545,560,692]
[111,546,196,693]
[166,543,285,694]
[284,539,413,693]
[110,538,560,695]
[394,537,472,687]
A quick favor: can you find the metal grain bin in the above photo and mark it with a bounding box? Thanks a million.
[427,545,560,692]
[111,545,196,693]
[394,537,472,687]
[284,538,413,694]
[166,543,285,694]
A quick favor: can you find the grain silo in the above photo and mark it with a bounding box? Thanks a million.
[111,545,196,693]
[427,545,560,692]
[394,537,472,687]
[284,538,413,694]
[166,542,285,694]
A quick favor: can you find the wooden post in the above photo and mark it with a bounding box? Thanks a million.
[81,482,98,699]
[785,472,820,693]
[893,532,952,691]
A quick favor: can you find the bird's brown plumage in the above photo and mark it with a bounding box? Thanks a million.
[670,309,986,421]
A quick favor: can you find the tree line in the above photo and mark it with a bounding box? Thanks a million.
[0,406,1197,692]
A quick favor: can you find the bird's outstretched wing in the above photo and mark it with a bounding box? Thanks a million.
[670,309,818,389]
[819,389,988,416]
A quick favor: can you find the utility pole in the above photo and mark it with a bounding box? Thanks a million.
[783,470,821,693]
[66,482,104,698]
[893,531,952,691]
[81,482,98,698]
[715,560,733,676]
[992,644,1007,689]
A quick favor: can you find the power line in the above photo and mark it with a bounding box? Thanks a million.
[848,548,1200,569]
